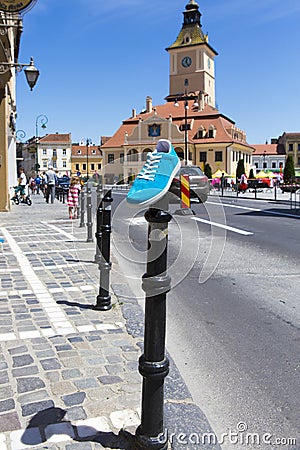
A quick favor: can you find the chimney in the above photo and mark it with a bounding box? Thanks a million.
[132,108,136,118]
[146,96,153,113]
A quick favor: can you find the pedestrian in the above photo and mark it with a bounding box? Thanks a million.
[240,173,248,193]
[34,174,42,194]
[67,176,81,219]
[45,165,57,204]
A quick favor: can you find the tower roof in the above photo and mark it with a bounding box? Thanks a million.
[166,1,217,54]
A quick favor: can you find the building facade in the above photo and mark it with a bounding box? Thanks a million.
[0,12,22,211]
[251,143,285,174]
[101,0,254,183]
[71,142,102,179]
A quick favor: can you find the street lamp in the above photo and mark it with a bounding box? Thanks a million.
[174,80,198,165]
[86,138,92,179]
[0,57,40,90]
[35,114,48,172]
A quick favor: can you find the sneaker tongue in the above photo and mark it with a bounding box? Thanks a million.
[156,141,170,153]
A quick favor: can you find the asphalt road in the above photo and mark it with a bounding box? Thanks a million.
[108,192,300,449]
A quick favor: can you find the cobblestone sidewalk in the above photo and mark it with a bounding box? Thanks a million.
[0,195,220,450]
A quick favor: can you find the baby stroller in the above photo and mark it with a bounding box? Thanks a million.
[11,186,32,206]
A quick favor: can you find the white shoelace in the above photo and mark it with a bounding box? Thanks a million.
[137,151,162,181]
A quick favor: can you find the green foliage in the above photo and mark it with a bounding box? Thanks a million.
[283,155,295,182]
[204,163,212,179]
[236,159,245,179]
[249,168,255,179]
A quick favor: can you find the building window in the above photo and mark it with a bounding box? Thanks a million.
[298,157,300,166]
[43,149,47,155]
[108,154,114,164]
[77,150,81,154]
[53,161,57,168]
[91,163,95,170]
[53,149,57,156]
[208,128,215,138]
[272,162,276,168]
[215,151,222,162]
[120,153,124,163]
[75,164,80,171]
[43,160,47,168]
[289,143,293,152]
[199,151,207,163]
[63,161,66,168]
[83,163,86,170]
[63,149,66,155]
[97,164,101,170]
[263,162,267,169]
[298,143,300,151]
[255,163,258,168]
[92,150,96,154]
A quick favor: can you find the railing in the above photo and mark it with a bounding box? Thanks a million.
[290,190,300,211]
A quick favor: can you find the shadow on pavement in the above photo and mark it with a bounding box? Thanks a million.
[22,406,133,449]
[56,300,93,310]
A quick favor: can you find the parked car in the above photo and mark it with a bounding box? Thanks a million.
[169,165,209,203]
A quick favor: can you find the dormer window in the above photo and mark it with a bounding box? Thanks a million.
[92,150,96,154]
[77,150,81,154]
[208,125,216,138]
[195,126,206,139]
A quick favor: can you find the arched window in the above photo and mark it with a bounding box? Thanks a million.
[127,149,138,162]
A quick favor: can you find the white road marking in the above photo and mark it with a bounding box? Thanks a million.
[207,200,300,218]
[191,217,253,236]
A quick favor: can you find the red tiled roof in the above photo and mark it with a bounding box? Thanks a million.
[40,133,71,143]
[102,101,253,150]
[252,144,278,155]
[71,145,102,157]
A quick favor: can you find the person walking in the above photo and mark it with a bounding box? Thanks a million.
[45,165,57,204]
[67,176,81,219]
[34,174,42,195]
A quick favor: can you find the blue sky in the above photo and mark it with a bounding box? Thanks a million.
[16,0,300,145]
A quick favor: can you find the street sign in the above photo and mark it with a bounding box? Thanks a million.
[0,0,36,13]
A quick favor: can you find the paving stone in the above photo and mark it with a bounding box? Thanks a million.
[73,379,100,390]
[17,377,45,393]
[45,371,61,382]
[12,365,39,377]
[51,381,75,396]
[0,411,21,432]
[40,358,61,371]
[62,392,86,407]
[98,376,123,385]
[12,354,34,368]
[8,345,28,355]
[18,390,49,404]
[65,406,87,421]
[0,371,9,384]
[62,369,82,380]
[0,398,15,412]
[0,385,13,400]
[21,399,55,417]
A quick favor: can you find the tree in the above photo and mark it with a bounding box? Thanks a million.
[283,155,295,182]
[249,168,255,179]
[236,159,245,180]
[204,163,212,179]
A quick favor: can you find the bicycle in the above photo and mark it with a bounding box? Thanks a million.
[11,186,32,206]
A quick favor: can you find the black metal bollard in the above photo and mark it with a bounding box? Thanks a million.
[94,182,103,264]
[86,181,93,242]
[79,186,85,228]
[135,197,171,450]
[93,190,113,311]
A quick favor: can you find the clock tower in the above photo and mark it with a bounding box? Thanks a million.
[166,0,218,107]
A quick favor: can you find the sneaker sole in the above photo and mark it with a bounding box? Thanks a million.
[129,159,181,208]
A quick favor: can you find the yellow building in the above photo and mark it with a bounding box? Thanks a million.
[71,143,102,179]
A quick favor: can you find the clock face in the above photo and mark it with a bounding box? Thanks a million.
[0,0,35,12]
[181,56,192,68]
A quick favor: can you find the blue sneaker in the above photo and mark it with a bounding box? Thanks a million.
[126,139,181,207]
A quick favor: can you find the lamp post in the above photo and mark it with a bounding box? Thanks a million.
[86,138,92,180]
[174,80,198,165]
[35,115,48,173]
[0,57,40,90]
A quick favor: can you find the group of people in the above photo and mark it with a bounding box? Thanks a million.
[15,166,82,219]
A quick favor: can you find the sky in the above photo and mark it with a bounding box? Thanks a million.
[15,0,300,146]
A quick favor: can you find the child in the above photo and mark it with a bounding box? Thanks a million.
[67,177,81,219]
